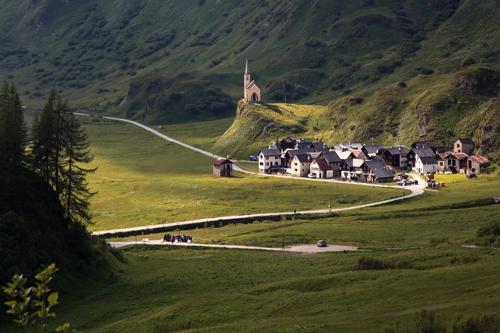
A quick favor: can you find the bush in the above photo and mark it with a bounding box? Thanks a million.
[357,257,413,270]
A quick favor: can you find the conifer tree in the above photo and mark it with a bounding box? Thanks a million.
[32,90,57,184]
[0,82,26,166]
[60,110,96,224]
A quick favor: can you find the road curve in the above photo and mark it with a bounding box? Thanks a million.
[109,240,359,253]
[84,115,425,238]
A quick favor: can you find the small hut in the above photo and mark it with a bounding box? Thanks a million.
[213,158,233,177]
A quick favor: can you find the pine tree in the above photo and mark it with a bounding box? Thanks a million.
[60,109,96,224]
[32,90,57,184]
[0,82,26,166]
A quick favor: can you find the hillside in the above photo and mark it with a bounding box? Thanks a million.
[0,0,499,117]
[215,66,499,160]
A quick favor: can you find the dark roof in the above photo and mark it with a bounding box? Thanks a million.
[364,160,393,178]
[260,148,281,156]
[386,146,410,156]
[419,156,437,164]
[285,148,315,157]
[364,144,385,155]
[213,158,233,166]
[312,158,331,170]
[437,152,454,160]
[296,141,313,149]
[294,154,310,163]
[412,147,435,158]
[311,142,329,151]
[456,138,474,145]
[364,159,385,169]
[280,137,297,144]
[322,151,342,163]
[412,141,434,149]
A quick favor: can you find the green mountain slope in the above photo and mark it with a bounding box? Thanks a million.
[1,0,499,110]
[0,0,498,150]
[215,66,499,160]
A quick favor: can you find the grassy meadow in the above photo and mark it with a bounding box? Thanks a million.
[86,123,404,231]
[45,170,499,333]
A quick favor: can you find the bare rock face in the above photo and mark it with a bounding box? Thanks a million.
[456,68,500,96]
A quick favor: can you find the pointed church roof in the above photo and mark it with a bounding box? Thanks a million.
[247,80,259,89]
[245,60,249,74]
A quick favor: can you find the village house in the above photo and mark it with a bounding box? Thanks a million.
[383,146,409,169]
[414,154,438,174]
[309,158,334,179]
[363,144,385,158]
[454,138,474,155]
[290,154,311,177]
[468,155,491,174]
[340,158,364,180]
[258,148,281,174]
[212,158,233,177]
[321,151,342,178]
[243,60,262,103]
[361,159,394,183]
[407,147,435,171]
[437,152,458,173]
[454,152,469,174]
[351,149,369,160]
[335,150,354,161]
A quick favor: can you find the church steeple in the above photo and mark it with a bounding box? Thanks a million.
[245,59,249,74]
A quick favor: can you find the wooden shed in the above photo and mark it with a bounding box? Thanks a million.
[213,158,233,177]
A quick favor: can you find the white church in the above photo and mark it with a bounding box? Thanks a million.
[243,60,262,103]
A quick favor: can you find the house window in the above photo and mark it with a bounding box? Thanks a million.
[259,162,264,166]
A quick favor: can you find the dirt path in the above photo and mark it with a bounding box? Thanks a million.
[109,240,359,253]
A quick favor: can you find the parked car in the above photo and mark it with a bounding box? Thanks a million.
[444,170,453,175]
[249,155,257,161]
[308,173,318,179]
[317,240,327,248]
[398,179,413,186]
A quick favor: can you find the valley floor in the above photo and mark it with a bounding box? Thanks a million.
[37,118,498,333]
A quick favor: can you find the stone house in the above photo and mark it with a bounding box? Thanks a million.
[290,154,311,177]
[454,138,474,155]
[453,152,469,173]
[468,155,491,174]
[436,152,458,173]
[213,158,233,177]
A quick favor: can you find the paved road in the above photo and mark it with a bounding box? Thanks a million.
[83,114,425,238]
[109,240,359,253]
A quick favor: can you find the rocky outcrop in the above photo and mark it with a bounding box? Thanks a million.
[456,68,500,96]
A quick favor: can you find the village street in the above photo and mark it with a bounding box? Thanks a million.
[88,115,426,239]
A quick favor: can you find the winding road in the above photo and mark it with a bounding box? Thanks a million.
[83,114,426,250]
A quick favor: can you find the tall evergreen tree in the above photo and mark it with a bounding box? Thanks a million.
[32,90,57,184]
[0,82,26,166]
[60,110,96,224]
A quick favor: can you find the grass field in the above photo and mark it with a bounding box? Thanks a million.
[49,244,499,333]
[111,173,500,249]
[48,170,499,333]
[86,123,405,231]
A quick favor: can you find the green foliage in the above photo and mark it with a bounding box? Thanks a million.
[3,263,71,333]
[452,315,500,333]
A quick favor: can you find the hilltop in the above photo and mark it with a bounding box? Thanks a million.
[215,66,499,161]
